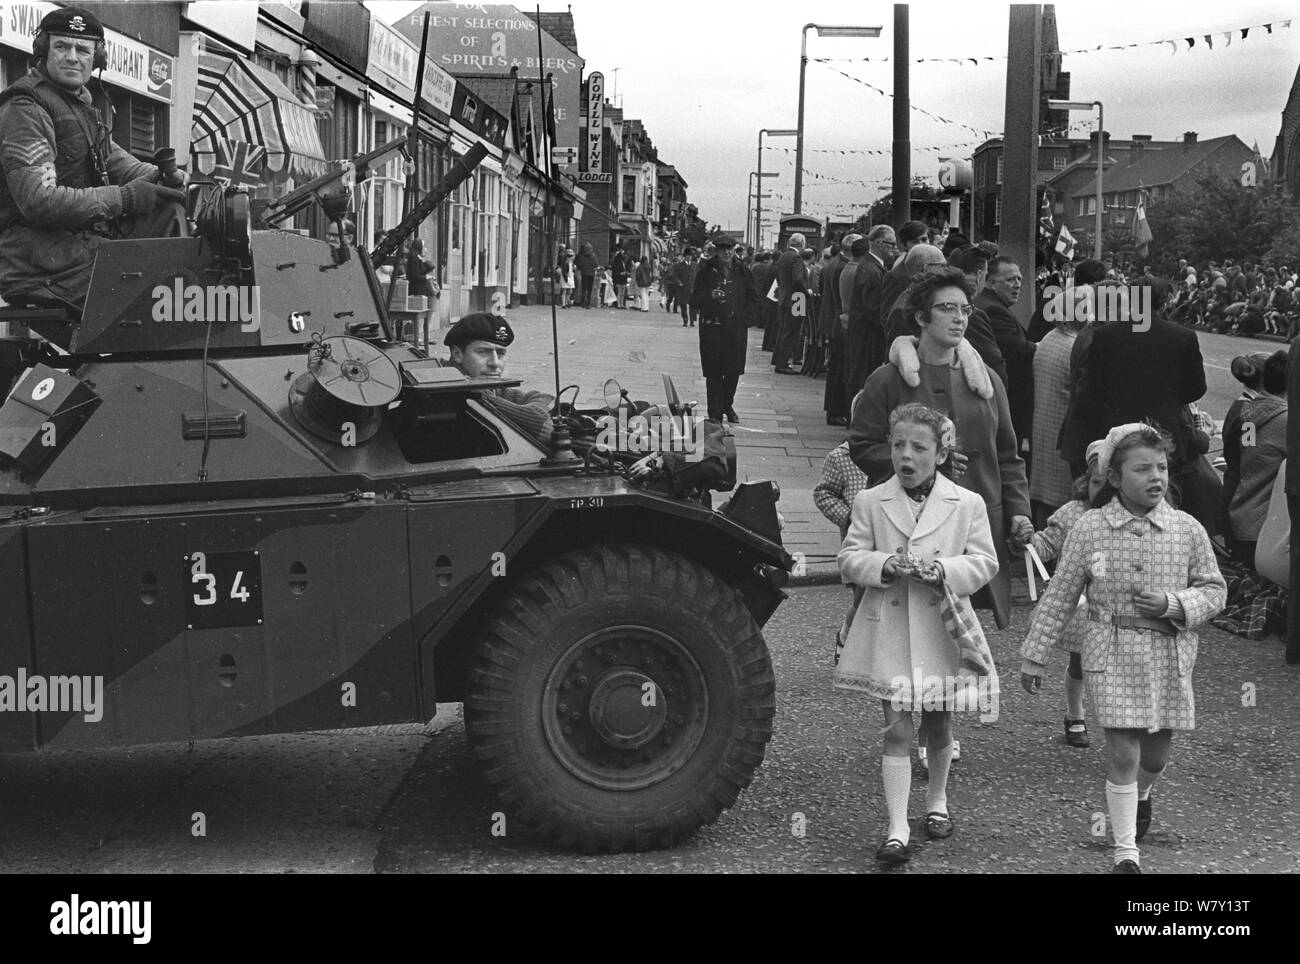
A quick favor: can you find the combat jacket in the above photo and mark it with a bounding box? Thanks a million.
[0,69,155,306]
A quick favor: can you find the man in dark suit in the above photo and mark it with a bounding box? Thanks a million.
[845,224,895,396]
[1068,281,1208,496]
[975,256,1035,459]
[820,237,852,425]
[751,253,776,340]
[772,232,810,373]
[947,245,1007,385]
[877,219,931,322]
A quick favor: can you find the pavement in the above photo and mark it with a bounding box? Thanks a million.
[470,297,851,582]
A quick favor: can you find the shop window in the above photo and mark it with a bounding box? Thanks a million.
[622,174,636,213]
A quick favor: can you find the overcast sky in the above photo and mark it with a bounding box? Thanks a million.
[374,1,1300,234]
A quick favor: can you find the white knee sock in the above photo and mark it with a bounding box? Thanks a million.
[926,740,954,816]
[1107,780,1140,864]
[882,755,912,844]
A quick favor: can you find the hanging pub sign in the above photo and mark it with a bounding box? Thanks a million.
[585,71,604,174]
[451,81,507,149]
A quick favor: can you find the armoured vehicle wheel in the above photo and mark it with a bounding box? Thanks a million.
[464,544,776,852]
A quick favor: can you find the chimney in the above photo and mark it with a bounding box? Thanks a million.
[1130,134,1152,163]
[1183,131,1198,151]
[1090,130,1111,165]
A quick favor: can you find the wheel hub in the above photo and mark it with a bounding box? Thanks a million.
[541,626,709,791]
[587,669,667,748]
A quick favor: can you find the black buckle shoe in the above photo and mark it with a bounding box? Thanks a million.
[1065,718,1090,748]
[1113,859,1142,874]
[1136,797,1152,841]
[875,838,911,864]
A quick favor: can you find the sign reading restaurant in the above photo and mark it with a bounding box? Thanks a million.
[0,0,174,102]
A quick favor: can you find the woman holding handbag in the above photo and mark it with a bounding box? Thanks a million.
[836,402,999,864]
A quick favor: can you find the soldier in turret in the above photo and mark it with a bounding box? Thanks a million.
[444,313,554,449]
[0,6,185,311]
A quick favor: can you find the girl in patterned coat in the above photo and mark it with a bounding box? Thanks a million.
[1020,423,1226,874]
[1028,439,1106,748]
[837,403,999,864]
[814,437,873,665]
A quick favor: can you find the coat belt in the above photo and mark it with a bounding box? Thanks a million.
[1087,608,1176,636]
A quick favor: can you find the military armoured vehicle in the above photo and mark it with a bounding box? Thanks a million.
[0,139,790,852]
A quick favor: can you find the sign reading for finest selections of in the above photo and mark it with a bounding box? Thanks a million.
[585,71,604,174]
[551,146,577,165]
[0,0,174,102]
[395,3,583,169]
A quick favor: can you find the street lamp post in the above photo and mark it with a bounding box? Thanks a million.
[757,127,797,250]
[1049,98,1104,259]
[796,23,882,215]
[747,171,778,247]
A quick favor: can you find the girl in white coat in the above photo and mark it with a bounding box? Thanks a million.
[836,403,999,864]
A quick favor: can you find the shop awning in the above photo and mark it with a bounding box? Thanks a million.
[191,51,329,182]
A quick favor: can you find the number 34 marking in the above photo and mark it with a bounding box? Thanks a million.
[191,569,250,606]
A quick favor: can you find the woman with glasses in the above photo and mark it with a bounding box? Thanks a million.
[849,268,1032,633]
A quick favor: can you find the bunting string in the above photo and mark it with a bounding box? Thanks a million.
[814,62,998,138]
[804,16,1292,64]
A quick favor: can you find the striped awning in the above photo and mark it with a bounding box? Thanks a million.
[191,51,328,182]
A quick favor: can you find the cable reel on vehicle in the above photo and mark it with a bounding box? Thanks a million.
[288,334,401,444]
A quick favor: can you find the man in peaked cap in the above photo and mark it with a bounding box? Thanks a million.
[689,233,757,423]
[443,312,554,449]
[0,5,185,312]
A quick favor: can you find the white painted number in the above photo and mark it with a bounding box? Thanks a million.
[230,570,250,603]
[192,571,217,606]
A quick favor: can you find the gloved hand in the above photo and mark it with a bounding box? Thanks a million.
[160,167,187,189]
[121,178,186,216]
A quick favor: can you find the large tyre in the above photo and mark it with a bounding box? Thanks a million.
[464,544,776,852]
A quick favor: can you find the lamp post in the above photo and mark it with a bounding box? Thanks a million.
[747,171,778,247]
[796,23,881,215]
[757,128,797,249]
[1048,98,1104,259]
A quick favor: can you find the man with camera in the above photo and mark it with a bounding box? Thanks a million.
[690,233,757,424]
[0,6,185,311]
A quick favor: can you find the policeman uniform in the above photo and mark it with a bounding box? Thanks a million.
[689,233,757,423]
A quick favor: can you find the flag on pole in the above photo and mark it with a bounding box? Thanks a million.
[1132,188,1153,257]
[509,79,525,156]
[1038,188,1056,251]
[1055,224,1077,260]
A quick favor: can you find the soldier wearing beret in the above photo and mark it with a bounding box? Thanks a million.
[689,233,757,424]
[444,313,554,449]
[0,6,185,311]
